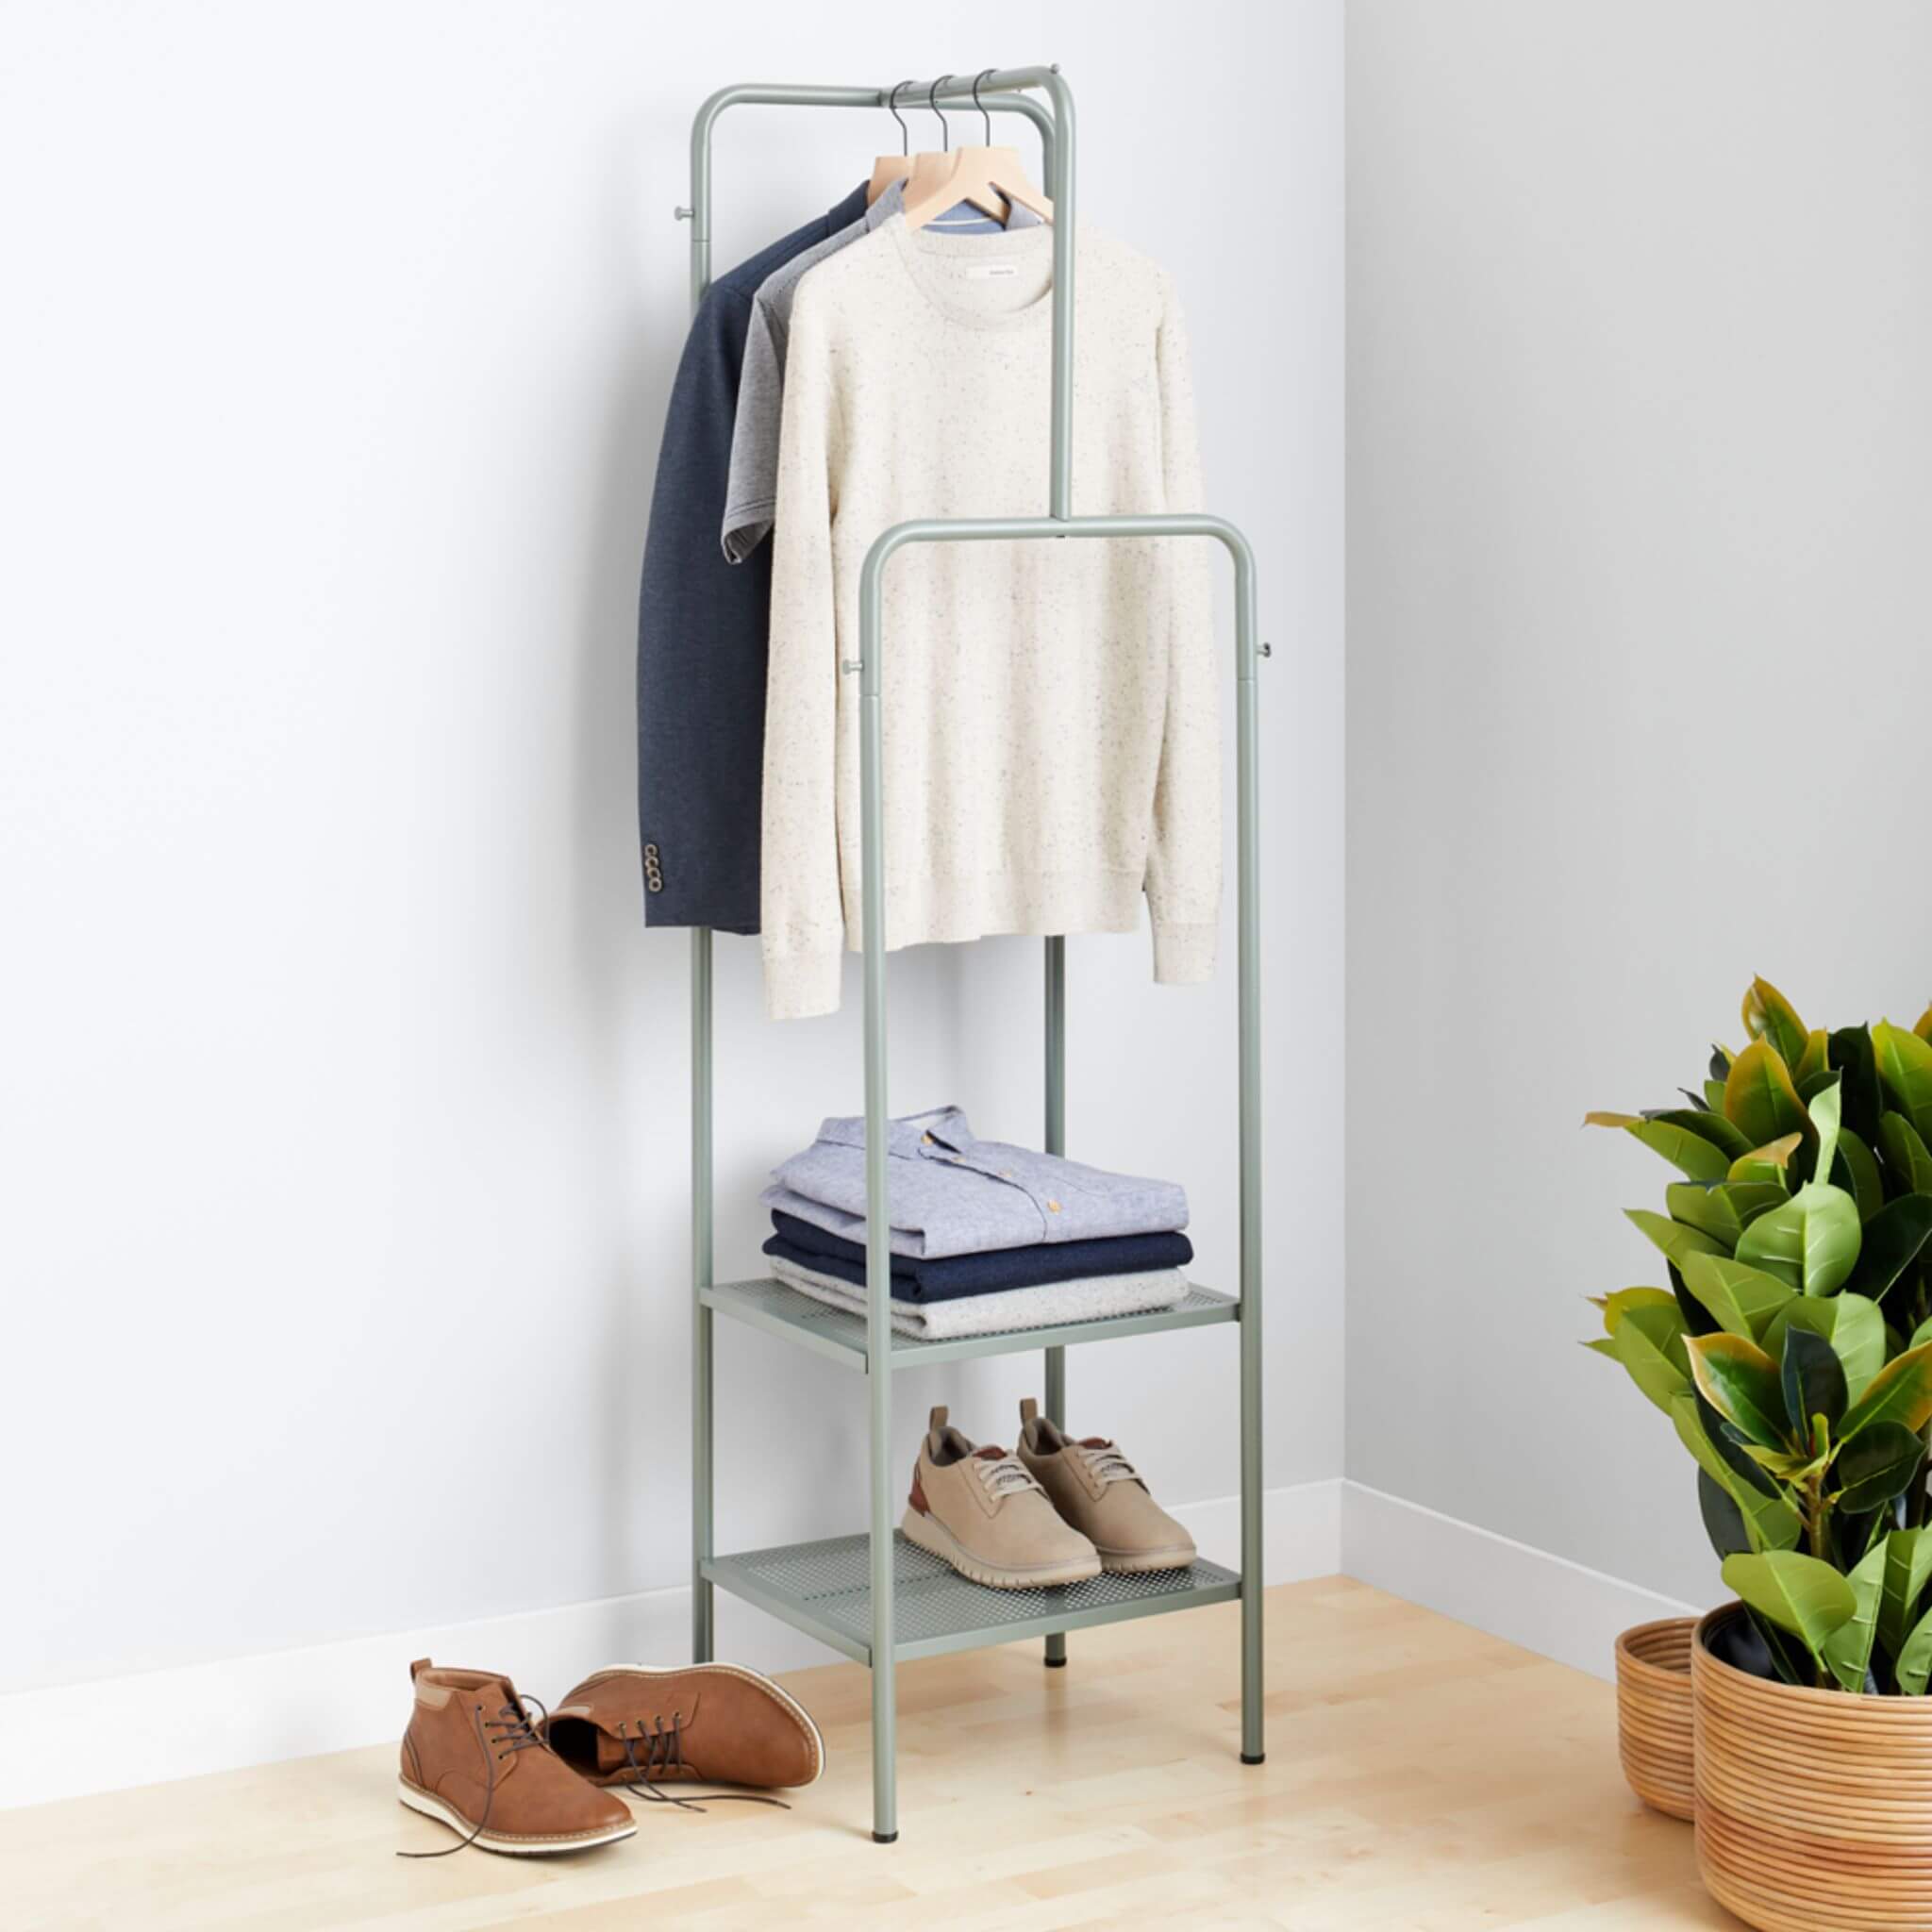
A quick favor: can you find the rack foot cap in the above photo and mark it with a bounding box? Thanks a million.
[1241,1752,1266,1766]
[873,1830,899,1844]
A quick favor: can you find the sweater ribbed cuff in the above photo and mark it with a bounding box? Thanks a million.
[1152,922,1217,985]
[764,949,843,1021]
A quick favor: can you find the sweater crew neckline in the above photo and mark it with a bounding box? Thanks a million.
[883,215,1058,331]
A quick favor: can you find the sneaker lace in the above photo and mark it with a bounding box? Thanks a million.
[396,1692,550,1859]
[1076,1441,1141,1490]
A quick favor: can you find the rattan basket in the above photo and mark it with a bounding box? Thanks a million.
[1695,1603,1932,1931]
[1615,1617,1696,1821]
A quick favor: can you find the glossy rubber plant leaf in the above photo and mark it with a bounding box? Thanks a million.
[1679,1252,1793,1341]
[1780,1324,1848,1436]
[1735,1180,1862,1297]
[1822,1536,1890,1692]
[1896,1599,1932,1695]
[1699,1469,1753,1561]
[1625,1208,1725,1277]
[1834,1422,1926,1515]
[1671,1393,1802,1553]
[1835,1126,1885,1224]
[1687,1333,1792,1450]
[1762,1292,1887,1403]
[1844,1194,1932,1305]
[1879,1112,1932,1195]
[1879,1529,1932,1667]
[1829,1025,1884,1140]
[1611,1300,1691,1414]
[1584,1113,1731,1182]
[1597,1287,1678,1335]
[1742,977,1810,1070]
[1722,1551,1857,1668]
[1875,1023,1932,1147]
[1724,1041,1809,1153]
[1840,1341,1932,1445]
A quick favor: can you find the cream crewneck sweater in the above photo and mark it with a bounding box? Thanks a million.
[761,215,1219,1020]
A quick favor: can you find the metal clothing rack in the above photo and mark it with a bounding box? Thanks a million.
[681,63,1265,1843]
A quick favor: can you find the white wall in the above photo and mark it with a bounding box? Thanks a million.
[1347,0,1932,1610]
[0,0,1342,1759]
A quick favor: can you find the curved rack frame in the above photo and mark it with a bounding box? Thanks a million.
[681,65,1264,1844]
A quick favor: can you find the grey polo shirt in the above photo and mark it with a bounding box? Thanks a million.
[760,1106,1190,1258]
[720,186,1043,563]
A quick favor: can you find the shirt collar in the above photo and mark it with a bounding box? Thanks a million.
[817,1106,975,1160]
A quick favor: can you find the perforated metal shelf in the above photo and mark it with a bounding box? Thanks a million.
[699,1275,1238,1369]
[703,1530,1241,1664]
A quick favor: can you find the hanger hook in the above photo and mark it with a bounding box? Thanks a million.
[927,74,952,153]
[972,69,995,144]
[887,79,913,157]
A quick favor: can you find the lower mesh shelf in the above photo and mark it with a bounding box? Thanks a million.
[705,1529,1241,1662]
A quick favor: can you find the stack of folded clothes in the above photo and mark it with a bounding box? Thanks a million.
[760,1106,1193,1340]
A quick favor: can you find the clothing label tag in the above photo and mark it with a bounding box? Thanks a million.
[964,262,1020,280]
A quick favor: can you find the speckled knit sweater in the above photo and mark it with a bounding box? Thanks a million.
[760,215,1218,1021]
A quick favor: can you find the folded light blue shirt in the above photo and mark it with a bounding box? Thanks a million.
[762,1107,1190,1259]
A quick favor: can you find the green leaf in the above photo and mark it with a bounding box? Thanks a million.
[1742,977,1810,1069]
[1874,1023,1932,1147]
[1880,1112,1932,1195]
[1626,1208,1725,1276]
[1688,1332,1793,1449]
[1598,1286,1678,1335]
[1897,1600,1932,1694]
[1699,1469,1753,1561]
[1585,1112,1731,1181]
[1841,1341,1932,1443]
[1880,1530,1932,1666]
[1729,1133,1802,1186]
[1835,1126,1885,1223]
[1724,1041,1809,1151]
[1680,1252,1794,1341]
[1611,1301,1691,1412]
[1671,1393,1802,1553]
[1844,1194,1932,1305]
[1722,1551,1857,1667]
[1736,1180,1863,1296]
[1762,1293,1888,1402]
[1823,1537,1890,1692]
[1834,1422,1926,1514]
[1781,1325,1848,1435]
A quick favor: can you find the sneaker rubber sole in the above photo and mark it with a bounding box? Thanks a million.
[396,1777,637,1855]
[901,1506,1103,1589]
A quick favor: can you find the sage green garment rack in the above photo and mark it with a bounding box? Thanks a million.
[681,63,1265,1843]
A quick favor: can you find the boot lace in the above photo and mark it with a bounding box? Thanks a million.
[397,1692,551,1859]
[618,1709,789,1813]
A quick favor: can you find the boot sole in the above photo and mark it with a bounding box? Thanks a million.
[901,1507,1102,1590]
[397,1777,636,1855]
[566,1662,826,1787]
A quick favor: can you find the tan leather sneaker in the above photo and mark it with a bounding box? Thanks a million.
[901,1405,1102,1589]
[397,1660,635,1857]
[544,1664,824,1791]
[1015,1397,1198,1574]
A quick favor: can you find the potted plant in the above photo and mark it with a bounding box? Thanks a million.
[1588,978,1932,1928]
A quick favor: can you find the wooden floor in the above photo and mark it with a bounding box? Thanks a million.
[4,1579,1740,1931]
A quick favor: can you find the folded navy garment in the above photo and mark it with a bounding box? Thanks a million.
[766,1211,1193,1304]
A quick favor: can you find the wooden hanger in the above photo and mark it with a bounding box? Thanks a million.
[901,72,1053,230]
[866,80,916,205]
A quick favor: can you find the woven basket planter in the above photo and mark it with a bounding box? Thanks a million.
[1694,1603,1932,1931]
[1615,1617,1696,1821]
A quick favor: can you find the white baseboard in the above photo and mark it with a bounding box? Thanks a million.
[0,1478,1343,1811]
[1340,1480,1711,1683]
